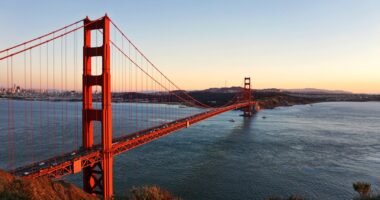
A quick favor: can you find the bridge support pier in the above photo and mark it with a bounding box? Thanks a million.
[242,77,253,117]
[82,15,113,200]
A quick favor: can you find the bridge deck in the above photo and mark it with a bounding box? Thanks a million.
[10,101,253,179]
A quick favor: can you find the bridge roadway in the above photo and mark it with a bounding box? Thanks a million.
[10,101,254,179]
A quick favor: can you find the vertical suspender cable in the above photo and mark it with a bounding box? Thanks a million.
[11,56,14,168]
[128,41,131,130]
[6,51,10,169]
[74,27,78,149]
[64,28,68,154]
[30,49,34,162]
[39,40,42,162]
[135,48,138,130]
[61,35,64,155]
[24,46,28,163]
[122,37,124,131]
[46,42,50,149]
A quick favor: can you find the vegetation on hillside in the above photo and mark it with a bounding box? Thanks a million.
[0,170,98,200]
[352,182,380,200]
[122,185,181,200]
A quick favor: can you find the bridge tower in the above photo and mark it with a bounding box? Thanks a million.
[82,15,113,199]
[242,77,253,117]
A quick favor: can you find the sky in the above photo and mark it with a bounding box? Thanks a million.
[0,0,380,93]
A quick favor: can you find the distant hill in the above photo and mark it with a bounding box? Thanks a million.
[196,87,351,95]
[283,88,352,94]
[201,87,242,93]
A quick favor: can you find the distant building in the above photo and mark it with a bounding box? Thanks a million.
[16,86,21,93]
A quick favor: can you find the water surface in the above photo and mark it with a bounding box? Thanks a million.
[1,101,380,199]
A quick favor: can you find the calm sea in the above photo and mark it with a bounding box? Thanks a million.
[1,101,380,199]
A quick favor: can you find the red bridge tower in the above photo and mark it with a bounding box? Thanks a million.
[242,77,253,117]
[82,16,113,199]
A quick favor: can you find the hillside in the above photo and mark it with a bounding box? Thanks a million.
[0,170,98,200]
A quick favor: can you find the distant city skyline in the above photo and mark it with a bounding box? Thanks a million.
[1,1,380,93]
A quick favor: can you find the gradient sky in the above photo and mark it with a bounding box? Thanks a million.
[1,0,380,93]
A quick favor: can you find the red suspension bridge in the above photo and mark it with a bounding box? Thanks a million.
[0,15,256,199]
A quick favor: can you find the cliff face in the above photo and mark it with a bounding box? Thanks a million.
[0,170,98,200]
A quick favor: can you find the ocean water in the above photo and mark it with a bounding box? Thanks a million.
[1,101,380,199]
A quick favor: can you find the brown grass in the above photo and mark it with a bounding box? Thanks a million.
[127,185,180,200]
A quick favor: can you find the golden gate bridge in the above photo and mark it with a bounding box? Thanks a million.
[0,15,255,199]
